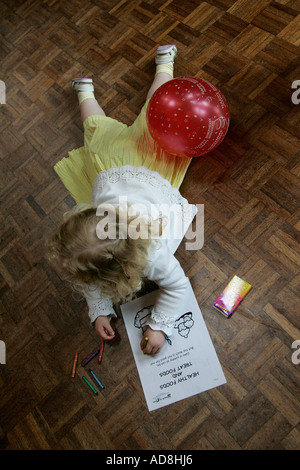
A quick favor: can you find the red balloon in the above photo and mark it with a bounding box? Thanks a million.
[146,77,230,157]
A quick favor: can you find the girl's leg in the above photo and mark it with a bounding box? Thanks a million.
[71,78,105,122]
[79,98,105,122]
[146,72,173,100]
[146,45,177,100]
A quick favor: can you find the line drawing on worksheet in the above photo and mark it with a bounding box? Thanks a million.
[134,305,195,345]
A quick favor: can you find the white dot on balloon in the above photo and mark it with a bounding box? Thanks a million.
[186,127,189,129]
[194,115,197,118]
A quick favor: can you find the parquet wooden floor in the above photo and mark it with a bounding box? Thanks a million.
[0,0,299,451]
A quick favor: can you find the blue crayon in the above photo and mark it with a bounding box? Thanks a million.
[89,368,104,389]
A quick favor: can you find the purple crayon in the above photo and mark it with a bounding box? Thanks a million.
[81,348,100,367]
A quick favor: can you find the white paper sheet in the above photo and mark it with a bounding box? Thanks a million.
[121,281,226,411]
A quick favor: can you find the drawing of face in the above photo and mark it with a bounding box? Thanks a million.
[134,306,152,333]
[134,308,194,339]
[174,312,194,338]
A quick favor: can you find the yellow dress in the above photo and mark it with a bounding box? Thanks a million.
[54,98,192,204]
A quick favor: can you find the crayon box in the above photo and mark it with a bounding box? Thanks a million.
[213,275,252,318]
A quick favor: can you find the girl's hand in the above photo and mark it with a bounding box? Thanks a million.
[140,326,165,355]
[95,315,115,341]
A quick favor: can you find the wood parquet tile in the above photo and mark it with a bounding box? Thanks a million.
[0,0,299,451]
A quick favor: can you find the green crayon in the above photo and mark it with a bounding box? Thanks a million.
[82,376,98,395]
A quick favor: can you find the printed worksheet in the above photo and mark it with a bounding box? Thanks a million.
[121,281,226,411]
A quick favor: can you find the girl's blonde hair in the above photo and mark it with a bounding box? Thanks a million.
[48,204,157,303]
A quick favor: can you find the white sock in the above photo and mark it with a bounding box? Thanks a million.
[78,91,95,104]
[155,62,174,77]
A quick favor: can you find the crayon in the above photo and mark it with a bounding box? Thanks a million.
[89,368,104,389]
[82,376,98,395]
[81,348,100,367]
[71,352,78,378]
[98,341,104,364]
[143,336,149,350]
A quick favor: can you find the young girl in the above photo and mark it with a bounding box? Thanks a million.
[49,45,196,355]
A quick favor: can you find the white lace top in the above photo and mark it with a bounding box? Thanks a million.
[85,165,197,336]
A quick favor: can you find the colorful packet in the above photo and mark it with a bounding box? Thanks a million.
[213,275,252,317]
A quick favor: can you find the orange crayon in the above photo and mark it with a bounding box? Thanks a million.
[72,352,78,378]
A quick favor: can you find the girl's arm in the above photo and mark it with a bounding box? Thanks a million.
[84,284,117,321]
[144,245,189,336]
[94,315,115,341]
